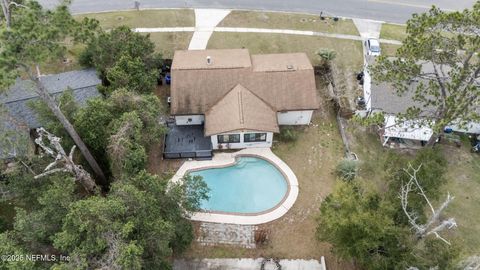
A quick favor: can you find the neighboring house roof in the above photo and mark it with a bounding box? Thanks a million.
[205,84,279,136]
[384,115,433,141]
[0,69,101,159]
[170,49,319,116]
[0,69,101,129]
[369,61,447,116]
[370,81,423,114]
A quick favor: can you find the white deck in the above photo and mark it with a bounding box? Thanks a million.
[170,148,299,225]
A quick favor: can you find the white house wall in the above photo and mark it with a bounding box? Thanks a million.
[211,132,273,150]
[175,115,205,125]
[277,110,313,125]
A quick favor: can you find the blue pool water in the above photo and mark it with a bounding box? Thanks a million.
[191,157,288,214]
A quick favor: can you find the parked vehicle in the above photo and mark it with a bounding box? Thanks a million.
[365,38,381,56]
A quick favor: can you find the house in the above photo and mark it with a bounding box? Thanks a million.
[164,49,318,158]
[0,69,101,159]
[362,60,480,147]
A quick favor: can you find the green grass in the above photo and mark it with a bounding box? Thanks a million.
[75,9,195,29]
[207,32,363,70]
[147,32,193,58]
[441,147,480,254]
[380,23,407,41]
[219,10,359,36]
[381,43,401,57]
[40,43,85,74]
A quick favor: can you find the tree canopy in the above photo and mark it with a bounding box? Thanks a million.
[1,2,203,269]
[79,25,161,94]
[0,0,105,181]
[371,3,480,142]
[317,148,460,269]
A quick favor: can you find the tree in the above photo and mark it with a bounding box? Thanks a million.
[34,128,98,193]
[107,112,147,179]
[316,48,337,63]
[74,90,165,176]
[384,148,447,225]
[370,3,480,145]
[28,90,78,150]
[400,164,457,245]
[0,0,27,29]
[317,181,411,269]
[0,232,36,269]
[79,25,161,88]
[106,54,158,94]
[53,171,209,269]
[0,1,106,182]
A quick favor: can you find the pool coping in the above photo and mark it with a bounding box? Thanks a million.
[170,148,299,225]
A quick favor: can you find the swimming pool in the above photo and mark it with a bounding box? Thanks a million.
[190,156,288,214]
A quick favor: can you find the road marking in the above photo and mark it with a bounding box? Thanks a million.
[367,0,456,12]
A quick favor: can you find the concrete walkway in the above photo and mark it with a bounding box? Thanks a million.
[188,9,231,50]
[135,26,402,45]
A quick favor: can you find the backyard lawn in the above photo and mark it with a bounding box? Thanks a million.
[218,11,359,35]
[380,23,407,41]
[75,9,195,29]
[183,78,355,270]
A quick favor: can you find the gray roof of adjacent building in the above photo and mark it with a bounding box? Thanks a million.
[0,69,101,159]
[0,69,101,129]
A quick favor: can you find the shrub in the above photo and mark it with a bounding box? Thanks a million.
[278,126,299,142]
[316,48,337,62]
[335,159,357,181]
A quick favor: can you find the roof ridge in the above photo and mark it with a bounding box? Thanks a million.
[238,88,245,125]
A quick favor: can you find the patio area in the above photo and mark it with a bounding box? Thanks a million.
[163,124,213,159]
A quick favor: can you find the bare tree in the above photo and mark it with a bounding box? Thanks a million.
[27,64,107,184]
[400,164,457,245]
[35,128,97,193]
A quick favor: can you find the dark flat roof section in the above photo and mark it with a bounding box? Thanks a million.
[164,125,212,159]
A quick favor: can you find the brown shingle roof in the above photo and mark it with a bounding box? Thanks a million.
[251,53,313,72]
[171,49,252,70]
[171,49,318,115]
[205,84,279,136]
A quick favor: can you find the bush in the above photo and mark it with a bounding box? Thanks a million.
[278,126,299,142]
[335,159,357,181]
[316,48,337,62]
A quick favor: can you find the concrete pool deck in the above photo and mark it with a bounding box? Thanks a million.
[171,148,299,225]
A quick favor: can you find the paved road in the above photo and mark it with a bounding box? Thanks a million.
[38,0,476,23]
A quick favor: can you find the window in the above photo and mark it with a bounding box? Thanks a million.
[217,134,240,143]
[244,133,267,142]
